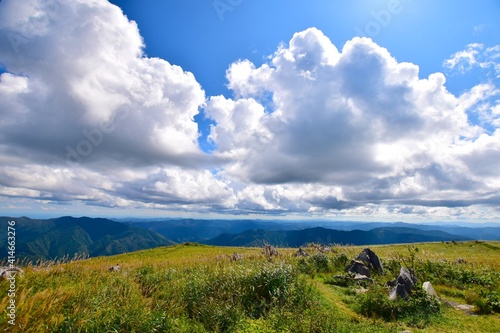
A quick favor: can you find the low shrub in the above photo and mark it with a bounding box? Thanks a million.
[331,253,349,271]
[354,284,440,326]
[296,252,348,276]
[182,262,297,331]
[310,253,330,273]
[465,289,500,314]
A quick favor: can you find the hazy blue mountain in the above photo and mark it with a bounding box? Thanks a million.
[204,227,473,247]
[126,219,294,243]
[0,216,174,262]
[126,218,500,243]
[385,223,500,240]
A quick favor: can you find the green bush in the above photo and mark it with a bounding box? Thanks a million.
[296,257,313,275]
[382,258,400,276]
[248,262,294,303]
[176,260,346,332]
[465,289,500,314]
[296,252,345,276]
[354,285,440,326]
[417,260,499,288]
[310,253,330,273]
[331,253,349,271]
[182,262,297,331]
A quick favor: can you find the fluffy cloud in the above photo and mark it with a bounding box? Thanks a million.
[208,28,462,184]
[206,28,499,217]
[444,43,500,78]
[0,0,227,209]
[0,0,206,166]
[0,1,498,221]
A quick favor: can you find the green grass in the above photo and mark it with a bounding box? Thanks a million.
[1,242,500,332]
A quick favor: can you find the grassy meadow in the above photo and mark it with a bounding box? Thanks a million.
[1,241,500,332]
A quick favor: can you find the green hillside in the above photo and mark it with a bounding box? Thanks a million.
[0,217,174,262]
[1,242,499,332]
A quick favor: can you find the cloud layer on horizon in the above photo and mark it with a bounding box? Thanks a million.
[0,0,498,220]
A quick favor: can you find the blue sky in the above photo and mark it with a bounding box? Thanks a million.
[0,0,499,221]
[110,0,499,95]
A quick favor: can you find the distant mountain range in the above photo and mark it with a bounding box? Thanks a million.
[2,216,499,261]
[0,216,173,262]
[126,218,500,244]
[203,227,473,247]
[126,219,287,243]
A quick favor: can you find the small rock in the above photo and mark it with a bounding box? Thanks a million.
[231,252,243,261]
[108,264,120,272]
[262,245,279,257]
[345,260,371,277]
[318,246,332,253]
[455,304,475,315]
[442,299,475,315]
[389,267,417,300]
[385,279,396,288]
[354,273,373,283]
[422,281,437,297]
[356,251,371,266]
[294,247,310,257]
[0,266,24,279]
[355,286,369,294]
[398,267,416,294]
[396,283,410,299]
[389,287,398,301]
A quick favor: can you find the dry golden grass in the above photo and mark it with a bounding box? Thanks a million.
[0,242,499,332]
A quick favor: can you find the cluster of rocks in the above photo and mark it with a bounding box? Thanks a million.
[293,244,336,257]
[308,243,333,253]
[345,247,384,278]
[262,244,279,257]
[340,249,441,302]
[317,246,332,253]
[386,267,440,303]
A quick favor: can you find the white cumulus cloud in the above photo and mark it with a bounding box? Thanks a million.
[0,0,227,210]
[0,1,498,221]
[206,28,499,218]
